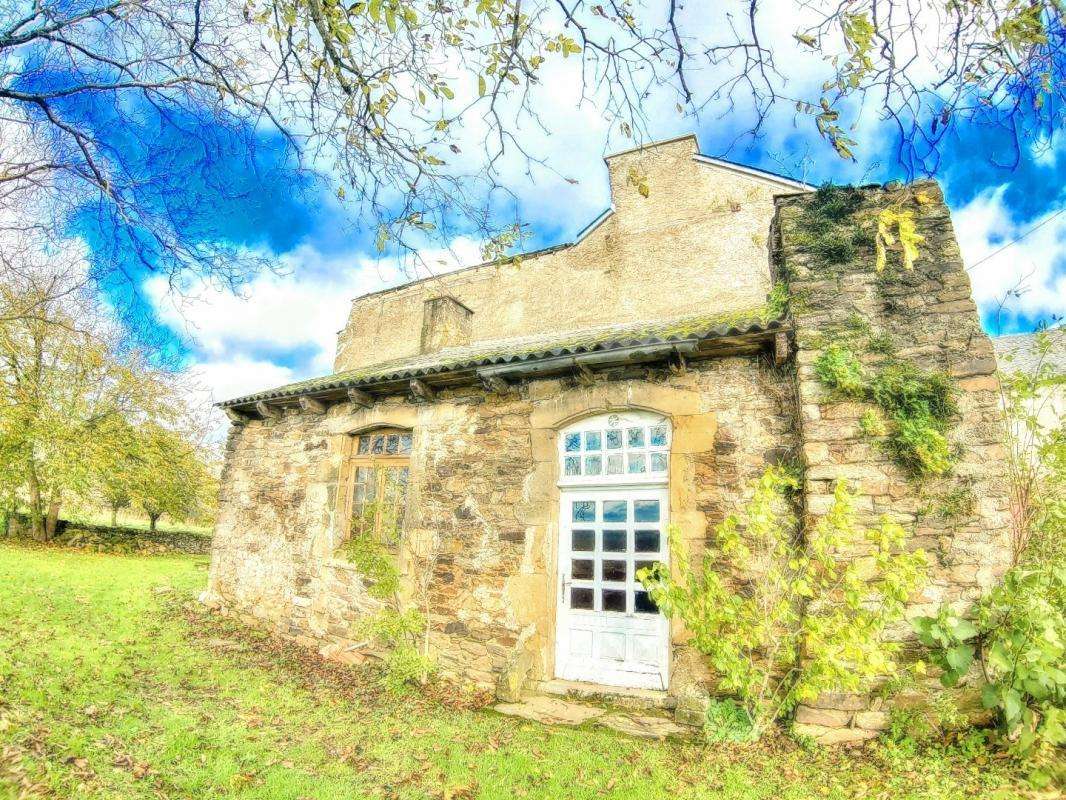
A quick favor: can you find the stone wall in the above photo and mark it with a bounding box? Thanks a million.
[205,355,797,695]
[333,136,799,372]
[778,181,1013,743]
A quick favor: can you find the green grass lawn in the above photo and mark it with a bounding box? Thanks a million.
[0,544,1034,799]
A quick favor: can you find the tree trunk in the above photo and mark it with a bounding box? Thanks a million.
[26,461,46,541]
[149,513,160,533]
[110,505,118,528]
[45,497,60,540]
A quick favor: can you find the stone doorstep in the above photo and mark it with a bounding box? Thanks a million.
[493,695,690,741]
[533,679,677,710]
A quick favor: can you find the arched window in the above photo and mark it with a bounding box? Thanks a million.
[558,410,670,486]
[343,428,411,550]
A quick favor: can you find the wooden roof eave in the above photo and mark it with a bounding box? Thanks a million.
[224,327,788,419]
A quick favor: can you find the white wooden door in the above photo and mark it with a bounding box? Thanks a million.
[555,482,670,689]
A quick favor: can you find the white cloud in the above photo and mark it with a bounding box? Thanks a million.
[954,186,1066,330]
[148,236,484,439]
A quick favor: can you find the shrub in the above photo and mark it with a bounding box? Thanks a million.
[788,183,873,271]
[884,415,954,478]
[704,698,757,743]
[358,608,436,693]
[339,533,400,599]
[639,468,926,737]
[814,344,866,397]
[913,566,1066,785]
[811,183,865,221]
[870,363,956,423]
[859,409,887,437]
[380,644,437,694]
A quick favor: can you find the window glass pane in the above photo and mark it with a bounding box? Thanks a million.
[378,468,408,547]
[571,587,594,610]
[371,434,385,454]
[606,455,623,475]
[355,467,376,497]
[634,591,659,614]
[634,500,660,522]
[602,589,627,612]
[584,455,602,476]
[603,500,627,522]
[650,452,668,472]
[564,432,581,452]
[635,530,660,552]
[571,529,595,551]
[385,434,399,454]
[603,530,626,552]
[627,427,644,448]
[584,431,602,451]
[357,435,371,454]
[399,433,412,453]
[602,560,627,582]
[627,453,647,474]
[650,424,668,447]
[571,559,594,580]
[564,456,581,476]
[605,429,622,449]
[572,501,595,522]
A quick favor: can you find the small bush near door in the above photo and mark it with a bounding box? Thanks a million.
[638,466,927,738]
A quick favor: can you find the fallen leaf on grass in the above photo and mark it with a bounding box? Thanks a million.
[112,754,151,779]
[441,782,477,800]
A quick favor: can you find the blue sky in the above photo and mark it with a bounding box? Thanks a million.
[32,19,1062,424]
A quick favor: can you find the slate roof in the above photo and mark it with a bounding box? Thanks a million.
[993,331,1066,377]
[219,308,787,409]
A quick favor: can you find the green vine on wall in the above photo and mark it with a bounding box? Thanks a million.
[339,532,401,599]
[786,182,930,276]
[335,493,436,692]
[815,343,958,479]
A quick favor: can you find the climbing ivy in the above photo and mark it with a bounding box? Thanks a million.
[786,182,935,275]
[339,532,400,599]
[814,344,958,479]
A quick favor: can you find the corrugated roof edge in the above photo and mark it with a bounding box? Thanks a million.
[220,314,789,409]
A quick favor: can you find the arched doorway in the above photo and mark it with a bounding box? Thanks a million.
[554,410,670,690]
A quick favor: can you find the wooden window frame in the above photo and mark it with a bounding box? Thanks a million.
[338,428,412,551]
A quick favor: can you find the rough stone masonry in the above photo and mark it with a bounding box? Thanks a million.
[204,136,1012,743]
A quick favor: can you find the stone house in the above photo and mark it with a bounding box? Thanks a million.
[206,135,1013,742]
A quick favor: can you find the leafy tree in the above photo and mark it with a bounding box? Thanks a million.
[91,417,141,527]
[129,423,214,532]
[0,264,185,538]
[639,467,927,737]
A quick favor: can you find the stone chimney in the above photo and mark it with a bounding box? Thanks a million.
[420,296,473,353]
